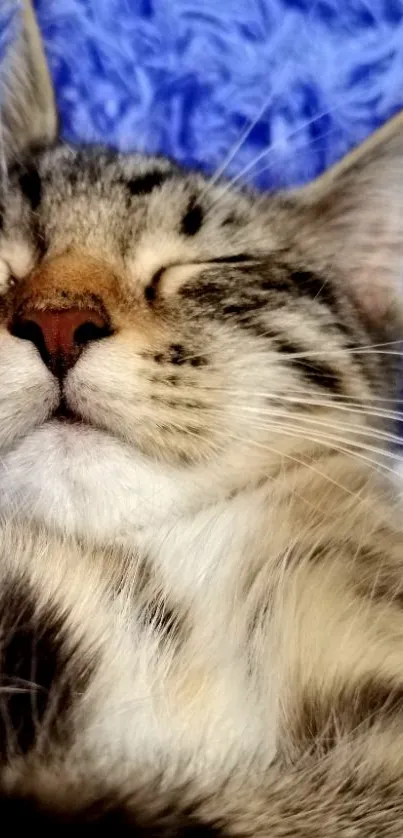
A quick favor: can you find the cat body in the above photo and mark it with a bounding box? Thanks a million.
[0,2,403,832]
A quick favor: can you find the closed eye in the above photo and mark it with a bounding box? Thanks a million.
[199,253,256,265]
[144,254,259,302]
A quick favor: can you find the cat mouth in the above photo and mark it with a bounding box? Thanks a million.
[52,398,86,425]
[51,398,110,437]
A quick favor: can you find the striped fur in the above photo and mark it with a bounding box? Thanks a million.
[0,1,403,832]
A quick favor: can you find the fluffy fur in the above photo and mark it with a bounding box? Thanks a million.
[1,2,403,832]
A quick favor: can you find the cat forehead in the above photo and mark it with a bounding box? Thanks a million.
[13,144,250,221]
[6,145,270,251]
[38,145,186,200]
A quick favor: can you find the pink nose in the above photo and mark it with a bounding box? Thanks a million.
[10,307,112,377]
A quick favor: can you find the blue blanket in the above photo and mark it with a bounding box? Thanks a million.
[1,1,403,190]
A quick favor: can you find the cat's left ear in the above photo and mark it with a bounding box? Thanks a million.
[294,111,403,333]
[1,0,57,163]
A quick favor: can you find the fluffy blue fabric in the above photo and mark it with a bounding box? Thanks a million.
[1,1,403,189]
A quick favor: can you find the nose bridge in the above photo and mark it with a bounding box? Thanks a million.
[16,251,119,313]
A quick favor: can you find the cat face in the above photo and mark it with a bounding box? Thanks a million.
[0,144,291,475]
[1,3,403,541]
[0,140,393,538]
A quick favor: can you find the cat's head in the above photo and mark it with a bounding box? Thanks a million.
[0,1,402,539]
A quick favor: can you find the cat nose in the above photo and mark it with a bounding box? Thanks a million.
[9,307,112,377]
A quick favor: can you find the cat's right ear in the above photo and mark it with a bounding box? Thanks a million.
[290,110,403,336]
[0,0,57,163]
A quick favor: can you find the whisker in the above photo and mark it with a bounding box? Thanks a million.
[204,427,383,498]
[204,404,400,464]
[272,387,403,404]
[193,387,403,423]
[158,332,403,366]
[0,686,39,694]
[148,388,403,445]
[231,405,403,448]
[0,676,43,690]
[209,104,347,203]
[232,423,399,480]
[270,395,403,424]
[232,417,402,468]
[155,338,403,370]
[200,25,333,199]
[250,127,336,185]
[199,92,275,198]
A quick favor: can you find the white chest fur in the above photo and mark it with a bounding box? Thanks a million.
[0,422,279,775]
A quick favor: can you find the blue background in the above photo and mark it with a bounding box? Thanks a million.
[1,0,403,190]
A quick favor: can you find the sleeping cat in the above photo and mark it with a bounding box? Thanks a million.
[1,0,403,832]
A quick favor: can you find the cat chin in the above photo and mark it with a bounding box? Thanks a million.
[0,421,214,543]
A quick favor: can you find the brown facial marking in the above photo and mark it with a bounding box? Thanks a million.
[13,251,121,316]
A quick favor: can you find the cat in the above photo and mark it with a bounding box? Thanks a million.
[1,0,403,832]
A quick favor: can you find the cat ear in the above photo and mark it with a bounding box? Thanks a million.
[295,111,403,332]
[0,0,57,163]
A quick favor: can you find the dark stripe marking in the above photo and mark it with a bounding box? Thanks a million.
[18,166,42,211]
[293,358,342,395]
[290,270,339,313]
[276,339,342,395]
[261,264,352,327]
[144,596,184,641]
[181,201,204,236]
[202,253,253,264]
[129,558,186,644]
[222,213,240,226]
[0,577,92,756]
[0,791,225,835]
[291,679,403,754]
[153,345,207,367]
[126,171,168,196]
[145,267,165,303]
[168,344,187,365]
